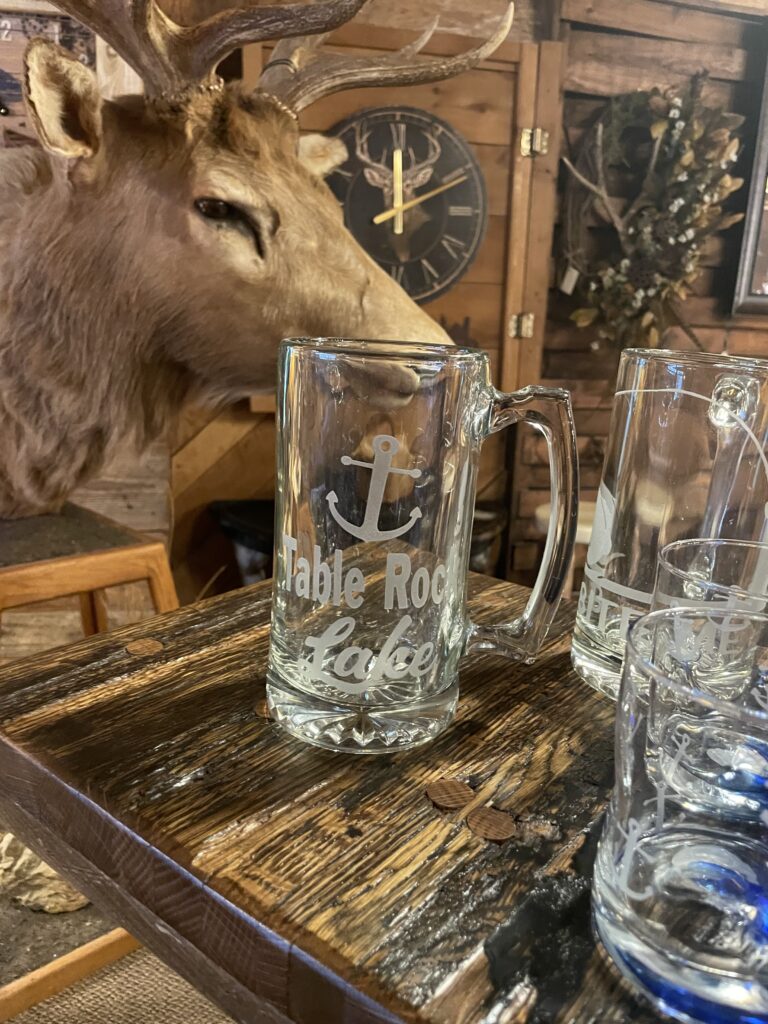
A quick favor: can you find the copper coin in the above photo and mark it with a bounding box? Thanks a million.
[254,697,271,719]
[125,638,164,656]
[425,778,474,811]
[466,806,517,842]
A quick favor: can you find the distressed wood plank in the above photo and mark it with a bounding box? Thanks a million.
[298,69,516,149]
[0,577,648,1023]
[569,30,749,84]
[561,0,754,47]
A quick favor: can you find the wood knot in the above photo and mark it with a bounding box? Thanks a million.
[425,778,474,811]
[466,806,517,843]
[125,638,164,657]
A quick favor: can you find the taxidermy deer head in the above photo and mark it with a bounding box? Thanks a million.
[0,0,513,517]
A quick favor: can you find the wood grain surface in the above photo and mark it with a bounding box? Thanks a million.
[0,577,661,1023]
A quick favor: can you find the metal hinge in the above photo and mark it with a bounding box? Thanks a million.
[508,313,535,339]
[520,127,550,157]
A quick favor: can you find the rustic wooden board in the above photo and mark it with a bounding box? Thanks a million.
[297,68,516,149]
[0,577,659,1024]
[172,25,551,599]
[561,0,755,47]
[565,39,740,106]
[508,0,768,570]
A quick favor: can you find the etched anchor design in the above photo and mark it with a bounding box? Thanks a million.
[327,434,422,542]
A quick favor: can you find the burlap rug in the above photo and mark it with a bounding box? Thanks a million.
[12,949,233,1023]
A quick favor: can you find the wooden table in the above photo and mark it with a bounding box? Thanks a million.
[0,576,659,1024]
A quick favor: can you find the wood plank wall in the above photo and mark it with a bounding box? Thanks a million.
[509,0,768,577]
[172,21,532,603]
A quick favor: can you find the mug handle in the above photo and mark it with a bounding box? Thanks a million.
[466,386,579,663]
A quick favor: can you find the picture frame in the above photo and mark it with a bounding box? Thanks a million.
[733,56,768,315]
[0,2,95,144]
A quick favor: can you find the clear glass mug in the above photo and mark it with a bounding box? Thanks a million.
[593,607,768,1023]
[267,339,578,754]
[572,348,768,701]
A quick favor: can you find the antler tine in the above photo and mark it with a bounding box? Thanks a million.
[260,2,514,114]
[52,0,174,92]
[52,0,371,97]
[176,0,371,89]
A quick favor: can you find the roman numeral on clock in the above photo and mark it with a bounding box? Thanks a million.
[448,205,474,217]
[390,265,405,285]
[442,234,468,259]
[421,259,440,284]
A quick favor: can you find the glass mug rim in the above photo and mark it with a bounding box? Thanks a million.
[626,606,768,725]
[280,337,486,364]
[658,537,768,603]
[622,346,768,372]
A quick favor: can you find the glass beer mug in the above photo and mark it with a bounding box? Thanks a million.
[267,339,578,754]
[572,348,768,700]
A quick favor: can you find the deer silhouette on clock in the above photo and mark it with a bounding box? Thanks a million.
[328,107,488,305]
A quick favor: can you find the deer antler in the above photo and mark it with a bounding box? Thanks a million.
[51,0,370,96]
[259,3,514,113]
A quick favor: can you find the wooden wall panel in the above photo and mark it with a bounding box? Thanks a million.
[299,70,516,146]
[173,25,551,598]
[510,0,768,585]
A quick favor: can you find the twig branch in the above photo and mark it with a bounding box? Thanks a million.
[623,131,664,225]
[561,123,627,244]
[594,122,628,241]
[561,156,605,200]
[667,302,703,351]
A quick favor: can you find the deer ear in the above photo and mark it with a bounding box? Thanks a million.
[298,134,347,179]
[24,39,102,160]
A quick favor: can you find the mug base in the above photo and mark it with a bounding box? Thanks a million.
[570,634,622,701]
[266,675,458,754]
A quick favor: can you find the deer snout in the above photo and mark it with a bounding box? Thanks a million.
[341,359,422,411]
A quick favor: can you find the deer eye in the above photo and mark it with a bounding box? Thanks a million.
[194,197,267,260]
[195,197,238,221]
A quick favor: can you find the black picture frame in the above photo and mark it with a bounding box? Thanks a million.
[734,57,768,315]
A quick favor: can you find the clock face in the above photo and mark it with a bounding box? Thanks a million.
[327,107,488,305]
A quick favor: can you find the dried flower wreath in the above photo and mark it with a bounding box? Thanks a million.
[562,75,744,350]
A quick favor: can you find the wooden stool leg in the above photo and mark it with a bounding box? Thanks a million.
[145,547,179,614]
[79,591,109,637]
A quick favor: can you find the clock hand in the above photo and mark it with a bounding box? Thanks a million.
[373,174,469,226]
[393,148,404,236]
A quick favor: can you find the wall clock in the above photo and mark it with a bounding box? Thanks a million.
[327,107,488,305]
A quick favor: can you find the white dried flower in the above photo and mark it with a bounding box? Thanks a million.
[620,259,630,272]
[647,287,658,297]
[669,107,681,119]
[686,228,695,241]
[675,120,685,131]
[590,340,600,351]
[668,236,677,245]
[677,172,689,182]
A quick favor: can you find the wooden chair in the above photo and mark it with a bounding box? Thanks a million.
[0,503,178,637]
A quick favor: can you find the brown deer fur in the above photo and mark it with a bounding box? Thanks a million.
[0,66,450,518]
